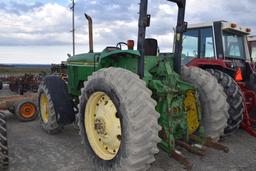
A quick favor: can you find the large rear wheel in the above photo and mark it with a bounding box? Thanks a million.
[207,69,244,135]
[78,67,161,171]
[182,66,229,140]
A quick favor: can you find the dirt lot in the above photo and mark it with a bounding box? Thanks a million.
[1,84,256,171]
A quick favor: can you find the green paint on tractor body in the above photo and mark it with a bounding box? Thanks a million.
[66,48,204,153]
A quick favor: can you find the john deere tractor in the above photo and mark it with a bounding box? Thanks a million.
[182,21,256,136]
[38,0,229,169]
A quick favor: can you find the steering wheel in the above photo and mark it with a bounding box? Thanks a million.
[116,42,128,50]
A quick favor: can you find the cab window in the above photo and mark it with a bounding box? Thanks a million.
[223,32,245,59]
[251,42,256,62]
[182,27,215,64]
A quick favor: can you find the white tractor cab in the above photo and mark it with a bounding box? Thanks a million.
[182,21,251,65]
[248,35,256,62]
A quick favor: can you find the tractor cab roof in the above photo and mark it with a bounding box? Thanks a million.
[188,21,251,35]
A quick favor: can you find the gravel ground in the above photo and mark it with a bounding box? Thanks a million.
[1,84,256,171]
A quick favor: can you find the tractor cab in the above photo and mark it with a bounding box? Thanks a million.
[182,21,251,63]
[182,21,253,82]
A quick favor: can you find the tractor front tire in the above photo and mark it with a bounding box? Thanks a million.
[38,76,75,134]
[38,83,63,134]
[182,66,229,140]
[78,67,161,171]
[0,113,8,170]
[15,99,38,122]
[207,69,244,135]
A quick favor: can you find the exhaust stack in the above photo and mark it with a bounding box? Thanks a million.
[84,13,94,53]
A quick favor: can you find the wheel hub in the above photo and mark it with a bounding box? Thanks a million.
[94,118,106,135]
[84,92,121,160]
[20,103,36,118]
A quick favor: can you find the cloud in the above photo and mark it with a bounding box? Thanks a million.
[0,0,255,51]
[0,1,44,15]
[0,2,72,45]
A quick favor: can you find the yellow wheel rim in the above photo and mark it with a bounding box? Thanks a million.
[184,90,200,134]
[40,92,49,123]
[84,92,121,160]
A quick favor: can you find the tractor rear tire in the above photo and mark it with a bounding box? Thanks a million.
[0,112,8,170]
[206,69,244,135]
[15,99,38,122]
[182,66,229,140]
[78,67,161,171]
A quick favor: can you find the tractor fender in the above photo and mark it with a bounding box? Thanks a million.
[187,58,228,68]
[186,58,235,76]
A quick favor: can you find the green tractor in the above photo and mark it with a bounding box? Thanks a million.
[38,0,229,169]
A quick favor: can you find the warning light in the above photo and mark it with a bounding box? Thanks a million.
[231,23,237,28]
[235,68,243,81]
[246,28,251,33]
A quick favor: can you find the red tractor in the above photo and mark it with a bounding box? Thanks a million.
[181,21,256,136]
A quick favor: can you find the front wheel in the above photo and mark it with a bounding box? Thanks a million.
[78,67,161,171]
[38,76,76,134]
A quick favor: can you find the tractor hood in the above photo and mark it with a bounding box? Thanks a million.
[67,49,140,64]
[100,49,140,58]
[67,53,100,64]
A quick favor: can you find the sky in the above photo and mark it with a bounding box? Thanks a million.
[0,0,255,64]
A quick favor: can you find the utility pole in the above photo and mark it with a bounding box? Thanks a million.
[71,0,75,56]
